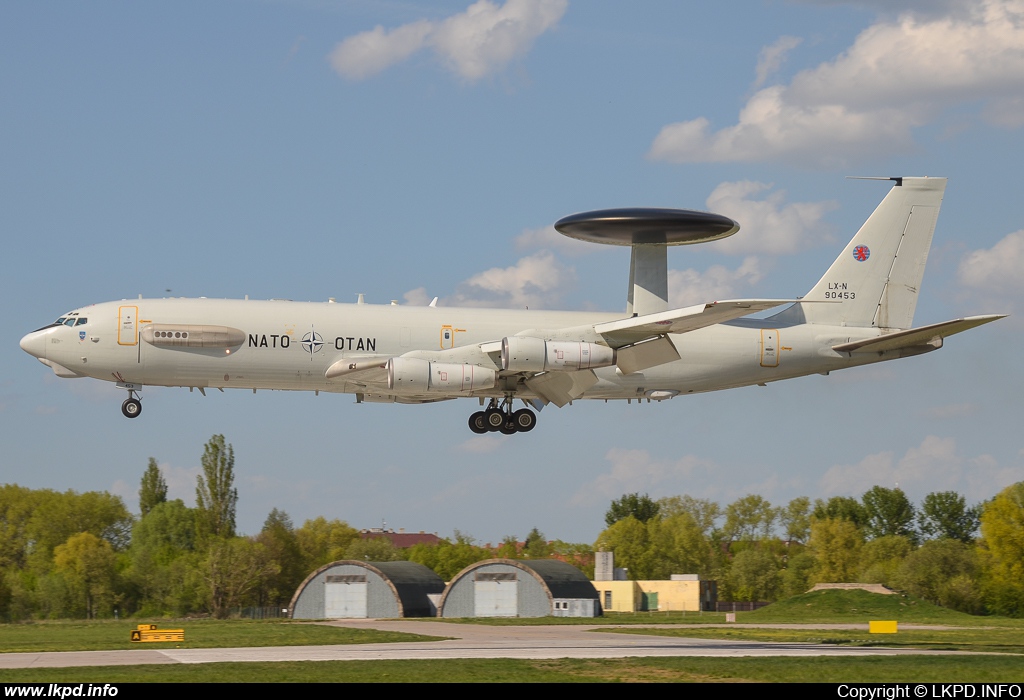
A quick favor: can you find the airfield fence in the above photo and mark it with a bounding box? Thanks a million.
[234,606,289,619]
[715,601,769,612]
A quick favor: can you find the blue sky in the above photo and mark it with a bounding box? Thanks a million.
[2,0,1022,545]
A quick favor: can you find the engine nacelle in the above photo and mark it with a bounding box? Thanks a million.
[386,357,497,393]
[501,337,615,372]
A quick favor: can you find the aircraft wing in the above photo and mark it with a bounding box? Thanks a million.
[594,299,798,346]
[832,315,1006,354]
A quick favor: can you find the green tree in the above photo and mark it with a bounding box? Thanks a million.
[809,518,864,583]
[857,534,913,586]
[780,550,817,597]
[728,548,781,602]
[644,513,713,580]
[722,495,777,542]
[780,497,812,543]
[294,517,359,571]
[494,535,521,559]
[892,539,982,614]
[344,536,403,562]
[979,482,1024,616]
[605,493,660,527]
[594,516,652,579]
[918,491,980,543]
[406,536,493,580]
[200,537,277,618]
[255,509,305,606]
[523,528,551,558]
[52,532,118,618]
[125,499,198,615]
[812,496,868,527]
[138,458,168,518]
[657,496,721,536]
[195,435,238,540]
[862,486,916,542]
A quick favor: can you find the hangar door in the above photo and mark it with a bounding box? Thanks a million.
[325,575,368,618]
[474,572,517,617]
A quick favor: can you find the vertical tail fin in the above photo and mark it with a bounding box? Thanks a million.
[800,177,946,329]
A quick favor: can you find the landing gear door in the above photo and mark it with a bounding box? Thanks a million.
[118,306,139,346]
[760,329,779,367]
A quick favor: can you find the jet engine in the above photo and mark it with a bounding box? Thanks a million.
[386,357,497,393]
[501,337,615,372]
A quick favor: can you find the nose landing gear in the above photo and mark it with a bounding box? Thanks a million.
[468,398,536,434]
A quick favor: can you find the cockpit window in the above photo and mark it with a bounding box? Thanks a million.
[55,317,66,325]
[64,318,77,326]
[75,318,88,326]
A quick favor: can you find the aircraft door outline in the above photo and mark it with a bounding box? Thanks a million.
[760,329,779,367]
[118,306,139,346]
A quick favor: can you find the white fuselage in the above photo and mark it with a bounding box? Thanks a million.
[23,297,888,403]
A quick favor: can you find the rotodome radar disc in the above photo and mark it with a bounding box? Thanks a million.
[554,208,740,246]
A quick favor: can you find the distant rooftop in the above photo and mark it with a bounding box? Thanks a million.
[359,528,441,548]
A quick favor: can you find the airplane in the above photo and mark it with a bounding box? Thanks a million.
[20,176,1004,434]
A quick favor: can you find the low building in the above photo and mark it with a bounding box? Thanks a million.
[289,560,445,619]
[591,580,641,613]
[438,559,600,618]
[592,576,717,612]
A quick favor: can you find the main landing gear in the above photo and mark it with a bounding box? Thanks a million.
[468,398,536,435]
[120,387,142,418]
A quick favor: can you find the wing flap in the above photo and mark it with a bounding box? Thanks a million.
[616,336,681,375]
[832,315,1006,353]
[525,370,598,408]
[596,299,796,347]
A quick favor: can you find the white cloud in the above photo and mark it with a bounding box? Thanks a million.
[329,21,433,80]
[753,35,802,90]
[668,256,762,307]
[818,435,1024,502]
[329,0,568,82]
[649,0,1024,166]
[403,287,432,306]
[957,229,1024,295]
[705,181,837,254]
[162,463,201,504]
[570,448,722,506]
[514,225,593,256]
[457,435,511,453]
[446,251,575,308]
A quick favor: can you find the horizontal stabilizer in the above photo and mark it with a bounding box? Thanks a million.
[596,299,796,347]
[832,315,1006,354]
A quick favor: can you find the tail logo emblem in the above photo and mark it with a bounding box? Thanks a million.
[853,245,870,262]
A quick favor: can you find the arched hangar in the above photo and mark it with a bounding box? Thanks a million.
[289,560,445,619]
[438,559,600,618]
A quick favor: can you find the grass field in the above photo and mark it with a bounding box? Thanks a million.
[3,591,1022,683]
[434,590,1019,626]
[0,619,443,653]
[600,625,1024,655]
[1,656,1023,683]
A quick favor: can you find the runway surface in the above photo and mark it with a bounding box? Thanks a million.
[0,620,982,669]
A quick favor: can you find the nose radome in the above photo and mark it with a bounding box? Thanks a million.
[20,331,46,359]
